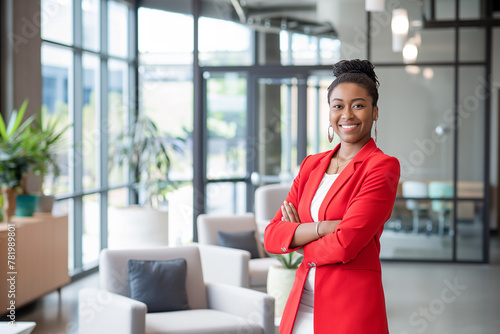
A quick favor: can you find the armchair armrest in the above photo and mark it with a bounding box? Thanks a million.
[79,287,147,334]
[197,243,251,288]
[206,282,275,334]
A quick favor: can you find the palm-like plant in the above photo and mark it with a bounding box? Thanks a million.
[110,113,174,207]
[30,109,71,194]
[268,251,303,269]
[0,100,37,221]
[0,100,36,191]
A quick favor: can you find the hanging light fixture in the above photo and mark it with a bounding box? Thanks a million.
[402,38,418,64]
[365,0,385,12]
[391,8,409,52]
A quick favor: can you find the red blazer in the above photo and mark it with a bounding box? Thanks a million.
[264,139,400,334]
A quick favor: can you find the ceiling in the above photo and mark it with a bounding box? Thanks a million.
[227,0,351,38]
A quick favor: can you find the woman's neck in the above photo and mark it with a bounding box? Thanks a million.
[337,136,372,160]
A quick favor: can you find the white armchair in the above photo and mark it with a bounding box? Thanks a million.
[254,183,291,237]
[197,213,280,292]
[78,245,275,334]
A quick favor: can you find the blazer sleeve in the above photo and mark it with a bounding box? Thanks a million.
[302,156,400,266]
[263,156,312,255]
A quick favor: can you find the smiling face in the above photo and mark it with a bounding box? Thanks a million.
[329,82,378,146]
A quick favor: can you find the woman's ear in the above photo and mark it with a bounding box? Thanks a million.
[373,106,379,121]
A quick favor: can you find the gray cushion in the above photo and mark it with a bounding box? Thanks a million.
[128,258,189,313]
[217,230,260,259]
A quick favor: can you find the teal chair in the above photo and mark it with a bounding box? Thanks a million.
[428,182,454,236]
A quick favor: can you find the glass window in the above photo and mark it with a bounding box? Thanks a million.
[108,0,129,57]
[319,38,341,65]
[307,74,337,155]
[82,53,100,190]
[460,0,481,19]
[460,28,485,62]
[381,199,453,260]
[376,66,454,181]
[456,200,484,261]
[108,59,129,186]
[41,0,73,45]
[165,183,193,245]
[206,182,247,215]
[138,7,194,245]
[52,199,73,270]
[107,188,130,249]
[41,0,136,276]
[436,0,456,20]
[255,77,300,181]
[82,0,100,50]
[206,73,247,180]
[457,66,485,186]
[199,17,252,66]
[138,8,193,60]
[291,34,318,66]
[82,193,100,268]
[41,44,72,195]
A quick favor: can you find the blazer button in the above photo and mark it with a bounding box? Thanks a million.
[281,247,287,252]
[307,263,312,267]
[309,262,316,267]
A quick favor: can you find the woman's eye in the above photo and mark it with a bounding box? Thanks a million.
[353,104,364,108]
[332,105,342,109]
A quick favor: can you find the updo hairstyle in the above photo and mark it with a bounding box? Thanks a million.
[327,59,380,106]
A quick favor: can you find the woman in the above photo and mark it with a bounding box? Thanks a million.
[264,59,400,334]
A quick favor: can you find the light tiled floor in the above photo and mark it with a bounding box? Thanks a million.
[3,238,500,334]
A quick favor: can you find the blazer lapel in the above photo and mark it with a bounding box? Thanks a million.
[318,139,378,220]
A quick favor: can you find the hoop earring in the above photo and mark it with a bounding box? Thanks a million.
[374,120,378,143]
[328,124,334,143]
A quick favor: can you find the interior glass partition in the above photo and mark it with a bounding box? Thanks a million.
[377,66,455,260]
[368,0,489,262]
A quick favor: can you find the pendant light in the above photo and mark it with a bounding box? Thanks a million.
[391,8,409,52]
[365,0,385,12]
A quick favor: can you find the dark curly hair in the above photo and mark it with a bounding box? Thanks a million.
[327,59,380,106]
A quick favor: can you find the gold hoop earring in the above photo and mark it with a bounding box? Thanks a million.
[374,120,378,143]
[328,124,334,143]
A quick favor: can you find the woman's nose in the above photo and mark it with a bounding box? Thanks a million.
[341,107,354,119]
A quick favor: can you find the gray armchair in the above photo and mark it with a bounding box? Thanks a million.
[78,245,275,334]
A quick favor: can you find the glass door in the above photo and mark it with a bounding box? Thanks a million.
[204,72,249,215]
[202,72,307,215]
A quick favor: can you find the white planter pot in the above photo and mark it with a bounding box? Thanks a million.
[108,206,169,249]
[267,265,296,317]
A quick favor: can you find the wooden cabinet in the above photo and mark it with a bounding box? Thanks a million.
[0,214,70,315]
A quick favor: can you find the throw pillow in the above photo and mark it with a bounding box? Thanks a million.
[128,258,190,313]
[217,230,260,259]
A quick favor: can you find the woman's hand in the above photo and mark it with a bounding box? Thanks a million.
[281,201,301,223]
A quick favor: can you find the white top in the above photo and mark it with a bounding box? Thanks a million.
[310,173,339,222]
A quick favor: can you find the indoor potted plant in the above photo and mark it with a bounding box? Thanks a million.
[29,108,70,212]
[0,100,37,221]
[107,112,178,248]
[266,251,303,317]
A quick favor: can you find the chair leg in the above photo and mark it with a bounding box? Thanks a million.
[412,210,419,234]
[438,211,445,236]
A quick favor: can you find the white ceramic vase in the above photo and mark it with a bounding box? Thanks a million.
[108,206,169,249]
[267,265,296,317]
